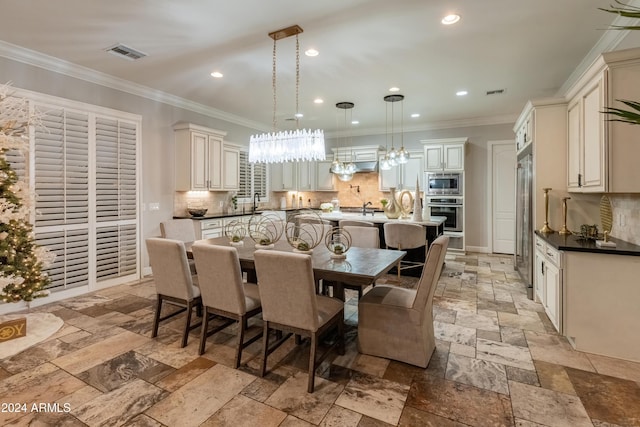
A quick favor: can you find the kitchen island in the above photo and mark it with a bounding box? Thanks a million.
[321,212,447,277]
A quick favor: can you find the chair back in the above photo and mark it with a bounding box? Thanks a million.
[383,222,426,250]
[146,238,197,300]
[339,219,374,228]
[413,235,449,316]
[192,244,247,314]
[254,250,320,331]
[342,225,380,248]
[160,219,196,242]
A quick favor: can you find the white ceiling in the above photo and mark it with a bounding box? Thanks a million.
[1,0,638,136]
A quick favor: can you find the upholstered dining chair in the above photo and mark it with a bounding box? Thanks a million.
[253,250,345,393]
[145,237,202,348]
[325,225,380,298]
[160,219,198,274]
[191,244,262,367]
[383,222,427,278]
[357,235,449,367]
[338,219,374,228]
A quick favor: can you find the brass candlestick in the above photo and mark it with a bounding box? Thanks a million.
[540,188,555,233]
[559,197,572,235]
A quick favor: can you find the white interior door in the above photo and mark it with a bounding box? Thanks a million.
[492,143,516,254]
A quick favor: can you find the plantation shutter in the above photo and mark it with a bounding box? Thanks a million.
[237,150,250,198]
[238,149,267,199]
[95,117,138,281]
[33,106,90,291]
[254,161,267,198]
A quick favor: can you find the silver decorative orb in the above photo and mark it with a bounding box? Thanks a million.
[248,212,284,248]
[325,226,351,259]
[285,209,326,253]
[224,219,246,246]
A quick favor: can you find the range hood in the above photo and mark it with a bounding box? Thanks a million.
[353,160,378,173]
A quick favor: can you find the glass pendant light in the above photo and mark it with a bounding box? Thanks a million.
[396,95,409,164]
[384,94,404,167]
[379,97,393,171]
[335,102,355,182]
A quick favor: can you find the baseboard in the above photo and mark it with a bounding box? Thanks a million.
[466,245,490,254]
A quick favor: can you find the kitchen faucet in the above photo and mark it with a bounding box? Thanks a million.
[252,192,261,213]
[362,201,372,216]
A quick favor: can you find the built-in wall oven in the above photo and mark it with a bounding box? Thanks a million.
[426,172,462,196]
[427,197,463,232]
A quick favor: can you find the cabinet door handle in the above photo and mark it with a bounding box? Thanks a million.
[541,260,545,275]
[578,174,582,187]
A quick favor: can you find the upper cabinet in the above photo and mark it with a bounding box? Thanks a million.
[565,47,640,193]
[378,150,423,191]
[222,143,240,191]
[271,159,335,192]
[422,138,466,172]
[174,123,228,191]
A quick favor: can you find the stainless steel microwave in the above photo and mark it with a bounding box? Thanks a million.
[425,172,462,195]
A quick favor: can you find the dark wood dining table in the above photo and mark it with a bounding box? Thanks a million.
[185,237,406,300]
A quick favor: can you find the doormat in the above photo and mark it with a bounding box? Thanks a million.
[0,313,64,359]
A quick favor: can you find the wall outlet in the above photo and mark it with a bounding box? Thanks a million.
[219,201,224,208]
[149,202,160,211]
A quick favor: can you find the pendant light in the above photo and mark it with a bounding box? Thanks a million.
[335,102,355,182]
[396,95,410,164]
[379,101,392,171]
[383,94,404,168]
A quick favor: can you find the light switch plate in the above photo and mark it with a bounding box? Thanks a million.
[149,202,160,211]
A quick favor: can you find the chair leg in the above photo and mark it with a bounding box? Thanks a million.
[199,307,210,355]
[308,333,318,393]
[295,334,303,345]
[337,317,345,355]
[260,321,270,378]
[151,296,162,338]
[235,316,247,369]
[181,301,193,348]
[397,260,401,279]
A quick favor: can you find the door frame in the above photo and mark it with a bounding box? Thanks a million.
[487,140,516,254]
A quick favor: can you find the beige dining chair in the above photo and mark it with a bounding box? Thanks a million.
[338,219,374,228]
[383,222,427,278]
[160,219,198,274]
[146,237,202,348]
[192,244,262,367]
[357,235,449,367]
[253,250,345,393]
[325,225,380,299]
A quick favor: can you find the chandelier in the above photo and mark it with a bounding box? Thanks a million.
[380,94,409,170]
[249,25,325,164]
[331,102,356,182]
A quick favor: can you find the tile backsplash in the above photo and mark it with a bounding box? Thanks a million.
[173,192,269,216]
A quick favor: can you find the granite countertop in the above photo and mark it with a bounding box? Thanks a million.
[535,230,640,257]
[173,211,258,220]
[320,211,446,227]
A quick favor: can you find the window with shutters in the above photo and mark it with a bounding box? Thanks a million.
[6,94,141,295]
[237,150,268,202]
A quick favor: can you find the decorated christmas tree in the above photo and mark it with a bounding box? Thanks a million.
[0,85,53,303]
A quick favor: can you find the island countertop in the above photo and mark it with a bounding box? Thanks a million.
[320,211,446,227]
[535,230,640,257]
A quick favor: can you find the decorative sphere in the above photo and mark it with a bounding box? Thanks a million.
[248,212,284,246]
[224,220,246,244]
[325,226,351,258]
[285,209,327,252]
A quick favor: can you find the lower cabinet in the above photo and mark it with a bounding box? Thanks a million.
[534,236,562,332]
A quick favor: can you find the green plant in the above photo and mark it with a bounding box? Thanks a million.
[380,198,389,208]
[231,235,242,243]
[297,241,310,251]
[599,1,640,125]
[259,238,271,245]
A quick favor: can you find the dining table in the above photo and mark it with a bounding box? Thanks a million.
[185,236,406,301]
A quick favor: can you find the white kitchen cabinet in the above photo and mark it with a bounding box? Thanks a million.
[515,114,532,154]
[533,235,562,332]
[378,151,423,191]
[315,160,335,191]
[270,161,321,191]
[298,161,315,191]
[194,218,223,240]
[222,143,240,191]
[565,47,640,193]
[174,123,228,191]
[422,139,466,172]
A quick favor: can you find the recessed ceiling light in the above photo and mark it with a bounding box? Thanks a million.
[305,49,319,57]
[294,113,304,118]
[210,71,223,78]
[389,87,400,92]
[351,120,359,125]
[411,113,420,118]
[442,14,460,25]
[456,90,468,96]
[314,98,324,104]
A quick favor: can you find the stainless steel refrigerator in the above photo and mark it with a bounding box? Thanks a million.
[515,147,533,299]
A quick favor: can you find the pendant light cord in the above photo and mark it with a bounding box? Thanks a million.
[272,37,277,132]
[295,33,300,129]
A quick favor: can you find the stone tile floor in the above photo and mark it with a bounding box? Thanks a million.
[1,253,639,426]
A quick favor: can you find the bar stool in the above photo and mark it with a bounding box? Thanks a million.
[383,222,427,279]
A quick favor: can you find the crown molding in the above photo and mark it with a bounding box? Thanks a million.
[0,40,270,132]
[326,113,518,139]
[558,0,640,97]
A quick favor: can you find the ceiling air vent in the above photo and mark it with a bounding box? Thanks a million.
[106,44,147,61]
[486,89,505,96]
